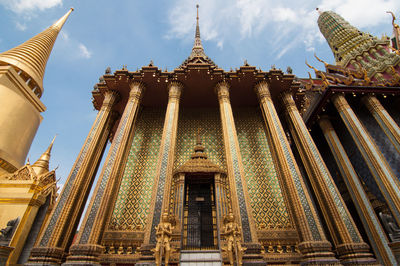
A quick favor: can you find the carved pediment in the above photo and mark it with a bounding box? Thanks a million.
[5,164,35,181]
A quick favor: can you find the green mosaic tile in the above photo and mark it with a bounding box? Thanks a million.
[234,107,291,229]
[174,108,226,171]
[109,107,165,230]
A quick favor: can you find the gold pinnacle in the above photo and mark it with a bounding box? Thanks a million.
[0,8,73,97]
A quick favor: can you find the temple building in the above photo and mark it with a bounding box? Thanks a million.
[1,5,400,266]
[0,9,73,265]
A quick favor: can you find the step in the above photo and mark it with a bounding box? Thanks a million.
[180,250,222,265]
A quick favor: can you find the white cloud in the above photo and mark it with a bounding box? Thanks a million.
[78,44,92,59]
[57,31,92,60]
[0,0,62,14]
[60,31,69,41]
[15,22,27,31]
[167,0,400,59]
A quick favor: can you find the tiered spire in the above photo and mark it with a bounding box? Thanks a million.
[191,132,207,160]
[174,132,224,174]
[179,5,216,68]
[32,136,56,176]
[317,10,377,64]
[191,4,206,58]
[317,10,400,81]
[0,8,73,98]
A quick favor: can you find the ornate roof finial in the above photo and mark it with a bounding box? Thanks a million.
[387,11,400,49]
[32,135,56,176]
[0,8,73,97]
[193,4,204,53]
[314,53,329,68]
[178,5,216,68]
[192,129,207,159]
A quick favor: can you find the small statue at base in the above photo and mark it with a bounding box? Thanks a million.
[154,213,173,266]
[222,212,246,265]
[0,217,19,245]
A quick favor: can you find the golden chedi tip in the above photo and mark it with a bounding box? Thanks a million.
[0,8,73,98]
[32,135,56,176]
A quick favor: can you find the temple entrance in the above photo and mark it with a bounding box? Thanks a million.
[183,176,218,250]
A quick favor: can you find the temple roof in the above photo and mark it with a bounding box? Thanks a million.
[0,8,73,98]
[179,5,217,69]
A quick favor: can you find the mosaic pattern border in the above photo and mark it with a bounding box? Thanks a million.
[224,102,252,242]
[150,102,176,243]
[40,109,105,245]
[79,101,134,244]
[268,101,322,240]
[295,111,360,242]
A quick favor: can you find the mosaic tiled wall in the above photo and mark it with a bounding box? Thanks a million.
[331,113,386,202]
[174,108,226,171]
[234,107,291,229]
[109,107,165,230]
[356,104,400,179]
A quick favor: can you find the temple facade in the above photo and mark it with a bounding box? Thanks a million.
[1,5,400,266]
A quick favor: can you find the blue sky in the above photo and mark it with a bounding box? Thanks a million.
[0,0,399,187]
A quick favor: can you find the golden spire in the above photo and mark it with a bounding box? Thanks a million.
[0,8,73,98]
[32,135,56,176]
[179,5,216,68]
[192,4,205,57]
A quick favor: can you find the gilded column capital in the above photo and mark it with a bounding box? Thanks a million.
[254,81,271,100]
[167,81,183,100]
[332,93,350,112]
[101,90,119,111]
[129,81,146,100]
[362,95,383,113]
[215,81,230,102]
[318,116,334,132]
[281,91,297,113]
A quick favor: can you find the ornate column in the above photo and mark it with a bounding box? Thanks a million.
[145,81,183,244]
[319,116,397,265]
[254,81,338,264]
[283,91,376,264]
[27,90,118,265]
[215,81,257,243]
[64,82,145,265]
[362,95,400,154]
[214,173,228,222]
[173,173,185,226]
[333,93,400,226]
